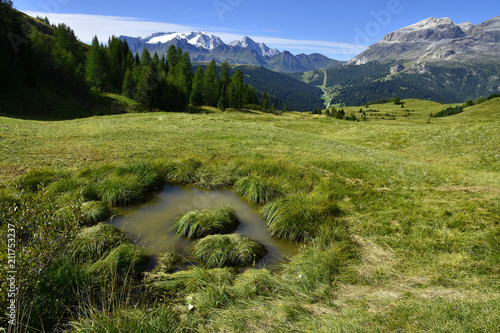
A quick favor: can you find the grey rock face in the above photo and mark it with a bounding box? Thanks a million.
[350,16,500,64]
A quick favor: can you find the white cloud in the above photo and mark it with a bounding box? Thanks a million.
[25,11,365,59]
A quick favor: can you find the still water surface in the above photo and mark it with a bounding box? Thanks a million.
[110,185,298,268]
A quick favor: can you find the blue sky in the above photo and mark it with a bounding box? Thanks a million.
[15,0,500,60]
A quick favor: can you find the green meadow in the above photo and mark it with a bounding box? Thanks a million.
[1,98,499,332]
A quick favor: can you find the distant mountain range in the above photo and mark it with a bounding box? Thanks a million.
[121,16,500,106]
[119,32,344,72]
[297,16,500,106]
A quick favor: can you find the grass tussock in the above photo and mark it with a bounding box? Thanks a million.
[0,187,20,205]
[80,200,113,224]
[193,234,267,268]
[66,223,129,264]
[283,226,358,293]
[145,267,236,299]
[95,173,144,205]
[152,251,183,274]
[173,206,240,240]
[234,174,283,203]
[233,269,286,298]
[87,243,149,281]
[165,158,203,183]
[261,191,341,241]
[70,306,181,333]
[115,161,163,191]
[16,168,67,191]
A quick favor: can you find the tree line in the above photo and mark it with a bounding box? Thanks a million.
[0,5,263,115]
[431,93,500,118]
[86,36,261,111]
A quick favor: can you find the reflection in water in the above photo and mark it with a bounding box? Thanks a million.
[110,185,298,268]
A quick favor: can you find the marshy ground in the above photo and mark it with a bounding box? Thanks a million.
[0,98,499,332]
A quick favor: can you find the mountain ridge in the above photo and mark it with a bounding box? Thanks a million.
[119,32,344,72]
[349,16,500,65]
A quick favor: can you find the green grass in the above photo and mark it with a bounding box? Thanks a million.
[261,191,341,241]
[144,267,236,299]
[193,234,267,268]
[1,98,499,331]
[234,174,283,203]
[66,223,130,264]
[87,243,149,281]
[173,206,240,240]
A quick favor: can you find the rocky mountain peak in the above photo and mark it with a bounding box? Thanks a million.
[229,36,281,57]
[350,16,500,65]
[382,17,465,43]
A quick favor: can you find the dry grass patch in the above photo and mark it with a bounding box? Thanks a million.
[352,235,397,283]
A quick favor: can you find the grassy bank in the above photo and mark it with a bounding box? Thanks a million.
[0,98,499,331]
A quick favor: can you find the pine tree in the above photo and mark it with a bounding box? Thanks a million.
[217,95,226,111]
[159,55,167,74]
[122,68,137,98]
[140,47,151,67]
[107,36,125,92]
[137,67,162,111]
[190,66,205,106]
[229,69,244,109]
[178,52,192,99]
[261,91,269,111]
[151,52,160,74]
[169,51,192,108]
[85,36,109,91]
[167,45,179,70]
[203,60,219,107]
[220,61,230,89]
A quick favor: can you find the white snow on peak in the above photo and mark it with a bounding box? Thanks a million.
[146,32,224,50]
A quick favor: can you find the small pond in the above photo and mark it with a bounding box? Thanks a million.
[110,185,298,268]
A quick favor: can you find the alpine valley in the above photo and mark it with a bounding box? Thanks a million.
[295,16,500,106]
[121,16,500,107]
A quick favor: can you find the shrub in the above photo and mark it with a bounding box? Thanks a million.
[234,174,282,203]
[193,234,267,268]
[173,206,240,240]
[260,192,341,241]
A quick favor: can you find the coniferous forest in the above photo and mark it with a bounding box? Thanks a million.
[0,5,264,117]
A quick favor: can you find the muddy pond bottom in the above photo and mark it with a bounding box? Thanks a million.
[110,185,299,268]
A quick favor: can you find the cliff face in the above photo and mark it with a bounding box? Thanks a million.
[349,16,500,64]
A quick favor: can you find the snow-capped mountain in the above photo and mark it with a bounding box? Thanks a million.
[119,32,343,72]
[146,32,225,50]
[228,36,280,57]
[349,16,500,64]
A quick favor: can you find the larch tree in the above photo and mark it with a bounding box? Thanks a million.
[190,66,205,106]
[203,60,220,107]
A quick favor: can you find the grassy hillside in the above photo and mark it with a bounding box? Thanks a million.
[1,99,499,331]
